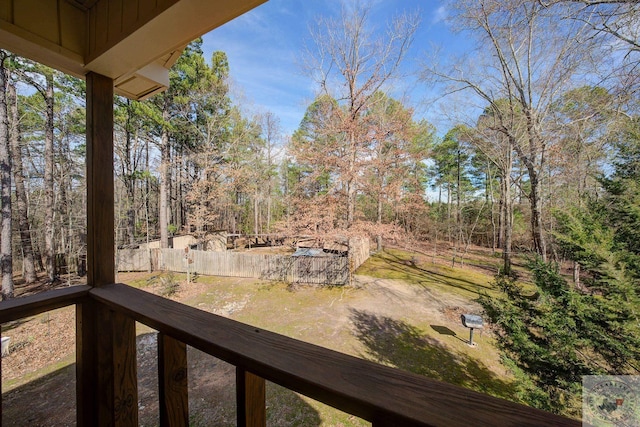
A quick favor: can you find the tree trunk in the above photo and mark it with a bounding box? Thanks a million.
[44,72,56,281]
[446,181,452,243]
[346,131,357,227]
[253,191,259,235]
[0,53,13,299]
[487,164,497,254]
[8,83,36,284]
[266,190,272,233]
[456,148,462,254]
[502,174,513,276]
[376,195,383,251]
[573,261,581,289]
[498,182,504,250]
[159,108,170,249]
[501,143,514,275]
[169,147,175,230]
[124,100,136,245]
[145,136,151,240]
[59,135,69,279]
[528,169,547,261]
[266,141,273,233]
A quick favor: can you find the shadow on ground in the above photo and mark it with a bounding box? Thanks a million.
[384,252,493,295]
[350,309,515,400]
[365,251,496,298]
[3,363,76,426]
[430,324,467,344]
[3,333,321,427]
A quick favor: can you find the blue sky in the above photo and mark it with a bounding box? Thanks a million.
[202,0,462,137]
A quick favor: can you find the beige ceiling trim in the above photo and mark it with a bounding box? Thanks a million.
[0,21,85,77]
[163,47,185,69]
[114,59,169,100]
[85,0,267,80]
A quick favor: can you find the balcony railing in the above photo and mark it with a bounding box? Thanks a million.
[0,283,580,427]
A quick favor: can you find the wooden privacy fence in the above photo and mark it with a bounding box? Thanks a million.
[117,248,352,285]
[348,237,369,271]
[117,248,152,272]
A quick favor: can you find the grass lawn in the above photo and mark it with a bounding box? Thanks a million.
[3,246,518,426]
[169,246,516,425]
[356,247,498,299]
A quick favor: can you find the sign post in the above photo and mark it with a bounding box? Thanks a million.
[184,247,191,285]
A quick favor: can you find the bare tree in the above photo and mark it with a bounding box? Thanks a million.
[304,2,420,227]
[540,1,639,52]
[15,61,57,280]
[260,111,281,233]
[42,71,55,280]
[0,51,12,298]
[424,0,598,261]
[470,102,524,274]
[159,105,171,248]
[8,81,36,284]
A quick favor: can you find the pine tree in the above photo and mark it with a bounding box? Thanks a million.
[481,116,640,417]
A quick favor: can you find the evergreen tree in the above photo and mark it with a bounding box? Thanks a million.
[481,116,640,417]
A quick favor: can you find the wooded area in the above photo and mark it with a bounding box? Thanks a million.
[0,0,638,418]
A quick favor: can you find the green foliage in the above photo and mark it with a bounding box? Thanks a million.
[481,264,594,417]
[430,125,476,199]
[483,255,640,415]
[484,124,640,416]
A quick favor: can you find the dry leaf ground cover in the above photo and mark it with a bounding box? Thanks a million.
[2,247,515,426]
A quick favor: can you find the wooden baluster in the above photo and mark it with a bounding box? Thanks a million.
[236,368,266,427]
[77,303,138,426]
[109,310,138,426]
[76,300,98,426]
[158,333,188,427]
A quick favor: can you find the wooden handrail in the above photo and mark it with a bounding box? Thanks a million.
[0,285,90,324]
[91,283,580,427]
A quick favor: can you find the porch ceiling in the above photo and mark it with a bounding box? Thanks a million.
[0,0,266,99]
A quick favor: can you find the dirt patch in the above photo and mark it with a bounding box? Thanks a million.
[351,275,481,320]
[2,307,75,384]
[2,272,87,387]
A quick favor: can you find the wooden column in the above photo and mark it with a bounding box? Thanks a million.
[77,72,138,426]
[158,333,188,426]
[236,368,266,427]
[86,72,114,287]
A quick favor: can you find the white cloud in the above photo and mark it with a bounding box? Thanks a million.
[431,6,447,24]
